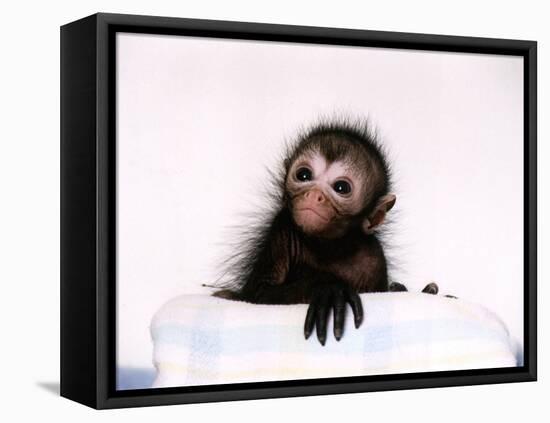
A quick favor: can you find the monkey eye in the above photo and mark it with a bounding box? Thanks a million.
[333,180,352,195]
[296,167,313,182]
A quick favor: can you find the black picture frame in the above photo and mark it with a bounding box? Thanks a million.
[60,12,537,409]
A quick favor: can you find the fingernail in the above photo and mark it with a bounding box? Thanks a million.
[334,329,342,340]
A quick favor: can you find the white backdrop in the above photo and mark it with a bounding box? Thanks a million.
[117,33,524,370]
[2,1,547,422]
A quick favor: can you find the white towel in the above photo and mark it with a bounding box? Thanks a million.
[151,292,518,388]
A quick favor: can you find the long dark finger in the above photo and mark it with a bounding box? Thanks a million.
[333,293,347,341]
[316,301,330,346]
[347,292,364,328]
[422,282,439,295]
[304,302,317,339]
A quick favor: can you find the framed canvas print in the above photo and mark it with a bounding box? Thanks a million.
[60,13,537,409]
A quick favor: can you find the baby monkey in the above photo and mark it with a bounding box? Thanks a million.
[214,120,439,345]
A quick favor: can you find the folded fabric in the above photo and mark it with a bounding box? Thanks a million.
[151,292,518,388]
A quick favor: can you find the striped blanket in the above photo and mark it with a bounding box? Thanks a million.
[151,292,518,388]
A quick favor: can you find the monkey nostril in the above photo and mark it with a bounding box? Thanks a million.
[305,190,324,203]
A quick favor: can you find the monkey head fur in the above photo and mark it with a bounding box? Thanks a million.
[282,120,396,239]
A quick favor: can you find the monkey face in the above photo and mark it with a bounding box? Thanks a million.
[286,153,365,238]
[292,187,338,236]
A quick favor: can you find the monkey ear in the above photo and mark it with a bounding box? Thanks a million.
[362,194,396,234]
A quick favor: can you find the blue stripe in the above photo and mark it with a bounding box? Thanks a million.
[116,367,156,390]
[152,319,513,357]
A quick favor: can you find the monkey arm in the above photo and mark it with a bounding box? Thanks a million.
[240,261,364,345]
[231,210,311,304]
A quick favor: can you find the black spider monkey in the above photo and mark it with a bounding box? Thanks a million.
[214,119,441,345]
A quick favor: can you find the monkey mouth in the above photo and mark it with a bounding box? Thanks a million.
[296,207,331,222]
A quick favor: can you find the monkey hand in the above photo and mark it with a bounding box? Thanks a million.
[304,281,364,346]
[421,282,457,299]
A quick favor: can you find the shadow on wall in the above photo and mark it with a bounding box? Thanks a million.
[36,381,60,396]
[38,370,156,394]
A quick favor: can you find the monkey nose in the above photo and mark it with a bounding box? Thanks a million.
[306,190,325,203]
